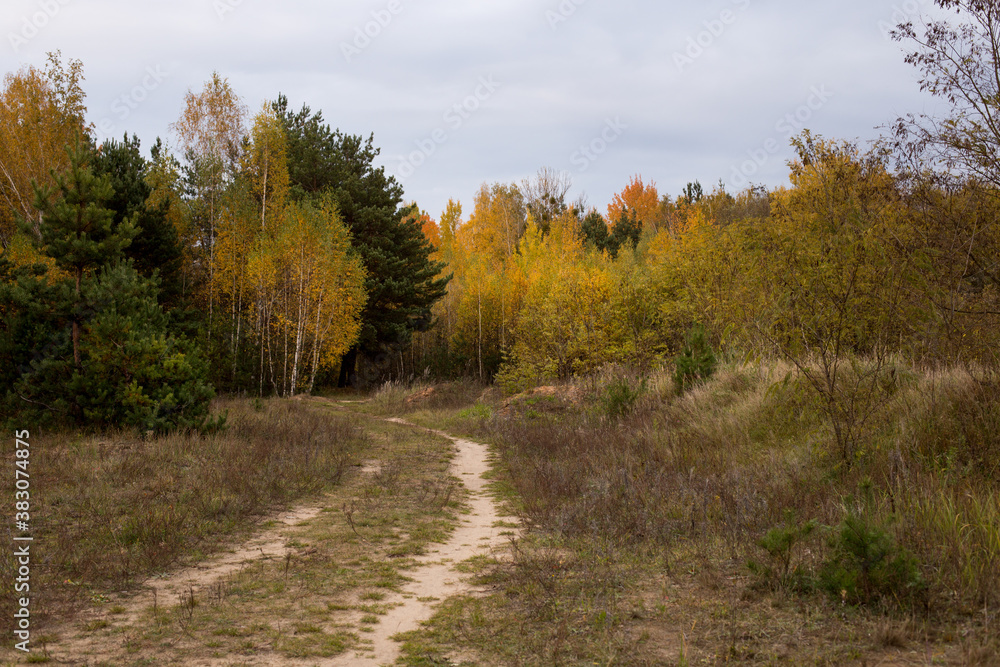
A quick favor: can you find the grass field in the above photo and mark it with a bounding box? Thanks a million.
[373,364,1000,665]
[3,361,998,664]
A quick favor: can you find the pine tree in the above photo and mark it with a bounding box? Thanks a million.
[2,140,215,431]
[29,139,137,367]
[92,134,185,309]
[273,95,449,386]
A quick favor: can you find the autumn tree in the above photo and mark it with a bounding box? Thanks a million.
[274,95,448,386]
[466,182,528,262]
[520,167,572,235]
[211,180,260,386]
[0,52,88,250]
[170,72,247,322]
[607,174,661,234]
[498,211,624,388]
[757,134,909,464]
[405,206,441,249]
[409,199,464,376]
[889,1,1000,361]
[257,200,366,395]
[242,103,289,229]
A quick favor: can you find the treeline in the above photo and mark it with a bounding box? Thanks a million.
[0,55,445,431]
[3,0,999,437]
[403,2,1000,410]
[407,140,998,381]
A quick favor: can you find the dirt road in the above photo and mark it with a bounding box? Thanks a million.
[333,419,514,665]
[37,411,513,666]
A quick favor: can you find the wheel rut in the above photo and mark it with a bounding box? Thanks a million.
[39,405,515,666]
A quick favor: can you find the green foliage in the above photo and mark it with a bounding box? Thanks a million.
[5,262,217,432]
[580,210,609,252]
[458,402,494,421]
[680,180,703,204]
[748,510,817,592]
[607,207,640,258]
[273,95,450,386]
[673,324,717,394]
[818,513,926,608]
[601,376,644,420]
[73,263,217,432]
[92,133,186,310]
[29,139,137,282]
[2,143,215,433]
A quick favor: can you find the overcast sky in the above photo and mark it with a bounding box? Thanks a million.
[4,0,946,219]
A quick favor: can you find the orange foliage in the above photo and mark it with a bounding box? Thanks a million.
[607,175,660,233]
[404,208,441,249]
[422,217,441,249]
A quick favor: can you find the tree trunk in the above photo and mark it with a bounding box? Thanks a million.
[477,287,483,382]
[290,278,306,396]
[73,268,82,368]
[307,290,326,394]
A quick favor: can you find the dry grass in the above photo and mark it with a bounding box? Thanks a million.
[0,397,367,637]
[395,360,1000,664]
[363,378,486,416]
[54,414,461,665]
[10,362,997,664]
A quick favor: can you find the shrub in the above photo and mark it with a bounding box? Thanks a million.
[674,324,717,394]
[819,513,926,609]
[748,510,818,592]
[601,376,644,420]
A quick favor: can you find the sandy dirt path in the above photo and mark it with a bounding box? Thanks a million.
[40,503,330,666]
[331,417,515,665]
[35,412,514,666]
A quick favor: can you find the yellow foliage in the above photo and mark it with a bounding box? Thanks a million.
[0,54,88,248]
[241,103,289,230]
[248,201,366,394]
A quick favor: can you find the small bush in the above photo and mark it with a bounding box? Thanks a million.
[819,513,926,609]
[601,376,644,420]
[674,324,717,394]
[748,510,818,592]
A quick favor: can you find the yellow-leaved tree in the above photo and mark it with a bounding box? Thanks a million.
[755,132,910,464]
[170,72,247,323]
[0,52,88,252]
[242,103,289,231]
[497,210,621,389]
[250,200,365,396]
